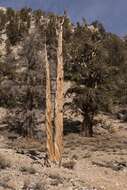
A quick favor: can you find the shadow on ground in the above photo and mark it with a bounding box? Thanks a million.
[63,118,81,135]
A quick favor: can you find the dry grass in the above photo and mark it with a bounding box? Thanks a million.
[34,183,47,190]
[48,173,63,186]
[71,154,78,160]
[11,138,46,152]
[23,180,46,190]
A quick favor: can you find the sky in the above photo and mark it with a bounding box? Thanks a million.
[0,0,127,36]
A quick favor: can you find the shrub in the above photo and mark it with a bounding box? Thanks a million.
[0,154,11,169]
[20,165,36,174]
[62,160,76,170]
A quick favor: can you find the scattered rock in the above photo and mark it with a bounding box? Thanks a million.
[92,160,127,171]
[117,109,127,121]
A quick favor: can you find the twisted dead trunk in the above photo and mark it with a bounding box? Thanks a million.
[45,17,64,164]
[81,114,93,137]
[45,43,55,161]
[54,18,64,163]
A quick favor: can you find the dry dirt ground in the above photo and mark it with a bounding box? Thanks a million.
[0,111,127,190]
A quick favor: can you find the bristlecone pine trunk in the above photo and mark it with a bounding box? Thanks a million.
[45,42,55,161]
[54,18,64,163]
[45,17,64,164]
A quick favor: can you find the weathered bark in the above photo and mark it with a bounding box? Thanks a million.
[54,18,64,163]
[45,17,64,164]
[45,43,55,161]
